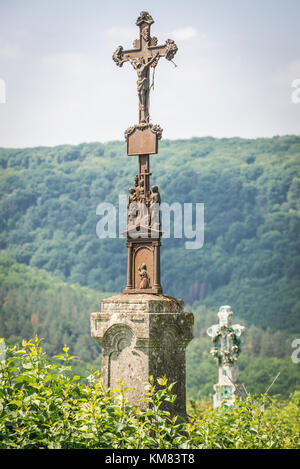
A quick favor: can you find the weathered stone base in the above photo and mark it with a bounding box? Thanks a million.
[213,364,246,408]
[91,294,194,419]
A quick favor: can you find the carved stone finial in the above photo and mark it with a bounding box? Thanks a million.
[217,305,233,327]
[165,39,178,61]
[112,45,125,67]
[136,11,154,26]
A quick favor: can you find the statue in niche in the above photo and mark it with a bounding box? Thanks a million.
[150,185,161,233]
[127,188,138,225]
[138,262,150,289]
[136,178,145,202]
[150,185,160,205]
[127,176,150,235]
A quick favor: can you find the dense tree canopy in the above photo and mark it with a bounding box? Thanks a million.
[1,136,300,331]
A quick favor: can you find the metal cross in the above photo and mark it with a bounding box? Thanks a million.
[112,11,178,124]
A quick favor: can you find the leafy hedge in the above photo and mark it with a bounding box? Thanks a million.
[0,338,299,449]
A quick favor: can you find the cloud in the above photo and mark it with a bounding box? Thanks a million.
[273,59,300,86]
[40,52,104,114]
[0,39,22,60]
[41,52,101,81]
[166,27,214,49]
[0,78,6,104]
[107,25,204,45]
[42,52,94,69]
[168,27,198,42]
[107,26,137,42]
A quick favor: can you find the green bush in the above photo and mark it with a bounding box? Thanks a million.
[0,338,299,449]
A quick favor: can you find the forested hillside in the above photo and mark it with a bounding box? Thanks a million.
[0,253,113,375]
[0,135,299,399]
[1,135,299,333]
[0,254,298,399]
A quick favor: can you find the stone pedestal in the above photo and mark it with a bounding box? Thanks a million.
[212,364,246,408]
[91,294,194,418]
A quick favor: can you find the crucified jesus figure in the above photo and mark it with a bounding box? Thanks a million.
[130,52,159,120]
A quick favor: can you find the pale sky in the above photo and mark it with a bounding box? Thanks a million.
[0,0,299,148]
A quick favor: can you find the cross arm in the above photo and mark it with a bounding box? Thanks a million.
[231,324,245,337]
[207,324,221,339]
[112,45,143,67]
[149,39,178,62]
[112,38,178,68]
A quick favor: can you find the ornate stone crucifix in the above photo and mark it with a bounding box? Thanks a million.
[113,11,177,124]
[112,11,178,294]
[91,13,193,419]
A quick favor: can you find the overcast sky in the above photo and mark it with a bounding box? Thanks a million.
[0,0,299,148]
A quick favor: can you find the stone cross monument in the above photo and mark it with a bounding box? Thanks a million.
[207,305,246,408]
[91,12,194,419]
[112,10,177,294]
